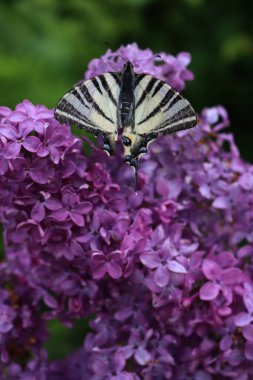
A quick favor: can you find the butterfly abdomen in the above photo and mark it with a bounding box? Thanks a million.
[118,62,135,130]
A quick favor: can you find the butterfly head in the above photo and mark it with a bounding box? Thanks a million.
[122,61,134,76]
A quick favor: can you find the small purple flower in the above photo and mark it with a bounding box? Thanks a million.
[5,99,53,124]
[51,190,92,226]
[199,259,242,303]
[90,350,137,380]
[37,124,69,164]
[29,157,56,184]
[238,172,253,191]
[0,120,40,158]
[30,191,62,222]
[0,304,16,333]
[201,105,229,131]
[235,282,253,327]
[154,200,177,223]
[159,51,194,91]
[85,43,194,91]
[140,248,186,288]
[90,250,123,279]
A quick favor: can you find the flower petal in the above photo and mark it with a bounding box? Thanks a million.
[235,312,252,327]
[36,110,54,119]
[44,199,62,210]
[167,260,186,274]
[107,262,122,279]
[73,202,93,214]
[239,173,253,191]
[220,268,242,284]
[134,347,151,366]
[0,124,18,140]
[92,263,107,280]
[31,203,45,222]
[0,106,12,118]
[154,266,169,287]
[140,253,160,269]
[202,259,221,281]
[243,325,253,342]
[5,142,21,159]
[199,281,220,301]
[19,120,34,137]
[51,209,69,221]
[22,136,41,152]
[37,145,49,157]
[70,212,84,227]
[8,111,25,123]
[49,146,60,164]
[212,196,229,209]
[50,134,68,147]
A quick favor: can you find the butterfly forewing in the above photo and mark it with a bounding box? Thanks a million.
[55,73,120,136]
[134,75,196,136]
[134,75,165,133]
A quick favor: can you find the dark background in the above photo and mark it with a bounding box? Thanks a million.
[0,0,253,360]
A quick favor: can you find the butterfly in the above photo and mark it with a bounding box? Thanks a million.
[55,61,197,186]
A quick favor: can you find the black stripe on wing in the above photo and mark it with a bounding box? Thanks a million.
[55,97,96,128]
[91,77,103,94]
[135,74,146,87]
[81,84,114,123]
[135,77,158,109]
[159,115,197,134]
[160,105,197,132]
[99,75,117,106]
[137,88,175,125]
[110,72,121,86]
[70,88,88,107]
[151,81,164,98]
[163,94,182,112]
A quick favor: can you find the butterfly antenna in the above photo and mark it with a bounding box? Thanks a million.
[134,54,161,63]
[116,53,128,64]
[104,49,129,71]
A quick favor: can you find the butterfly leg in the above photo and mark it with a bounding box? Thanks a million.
[102,133,116,156]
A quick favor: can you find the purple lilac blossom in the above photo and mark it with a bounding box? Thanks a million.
[85,43,194,91]
[0,45,253,379]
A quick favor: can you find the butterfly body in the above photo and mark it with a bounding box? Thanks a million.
[118,62,135,130]
[55,62,197,172]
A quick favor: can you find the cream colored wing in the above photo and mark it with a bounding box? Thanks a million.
[134,74,196,136]
[55,72,120,136]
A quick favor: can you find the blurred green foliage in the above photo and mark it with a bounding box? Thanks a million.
[45,318,90,360]
[1,0,253,361]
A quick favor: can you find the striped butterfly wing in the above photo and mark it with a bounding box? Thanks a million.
[134,74,197,136]
[54,72,121,154]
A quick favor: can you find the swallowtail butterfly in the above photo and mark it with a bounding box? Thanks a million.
[55,62,197,185]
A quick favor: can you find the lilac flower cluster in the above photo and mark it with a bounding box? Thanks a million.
[1,44,253,379]
[85,43,194,91]
[0,264,48,379]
